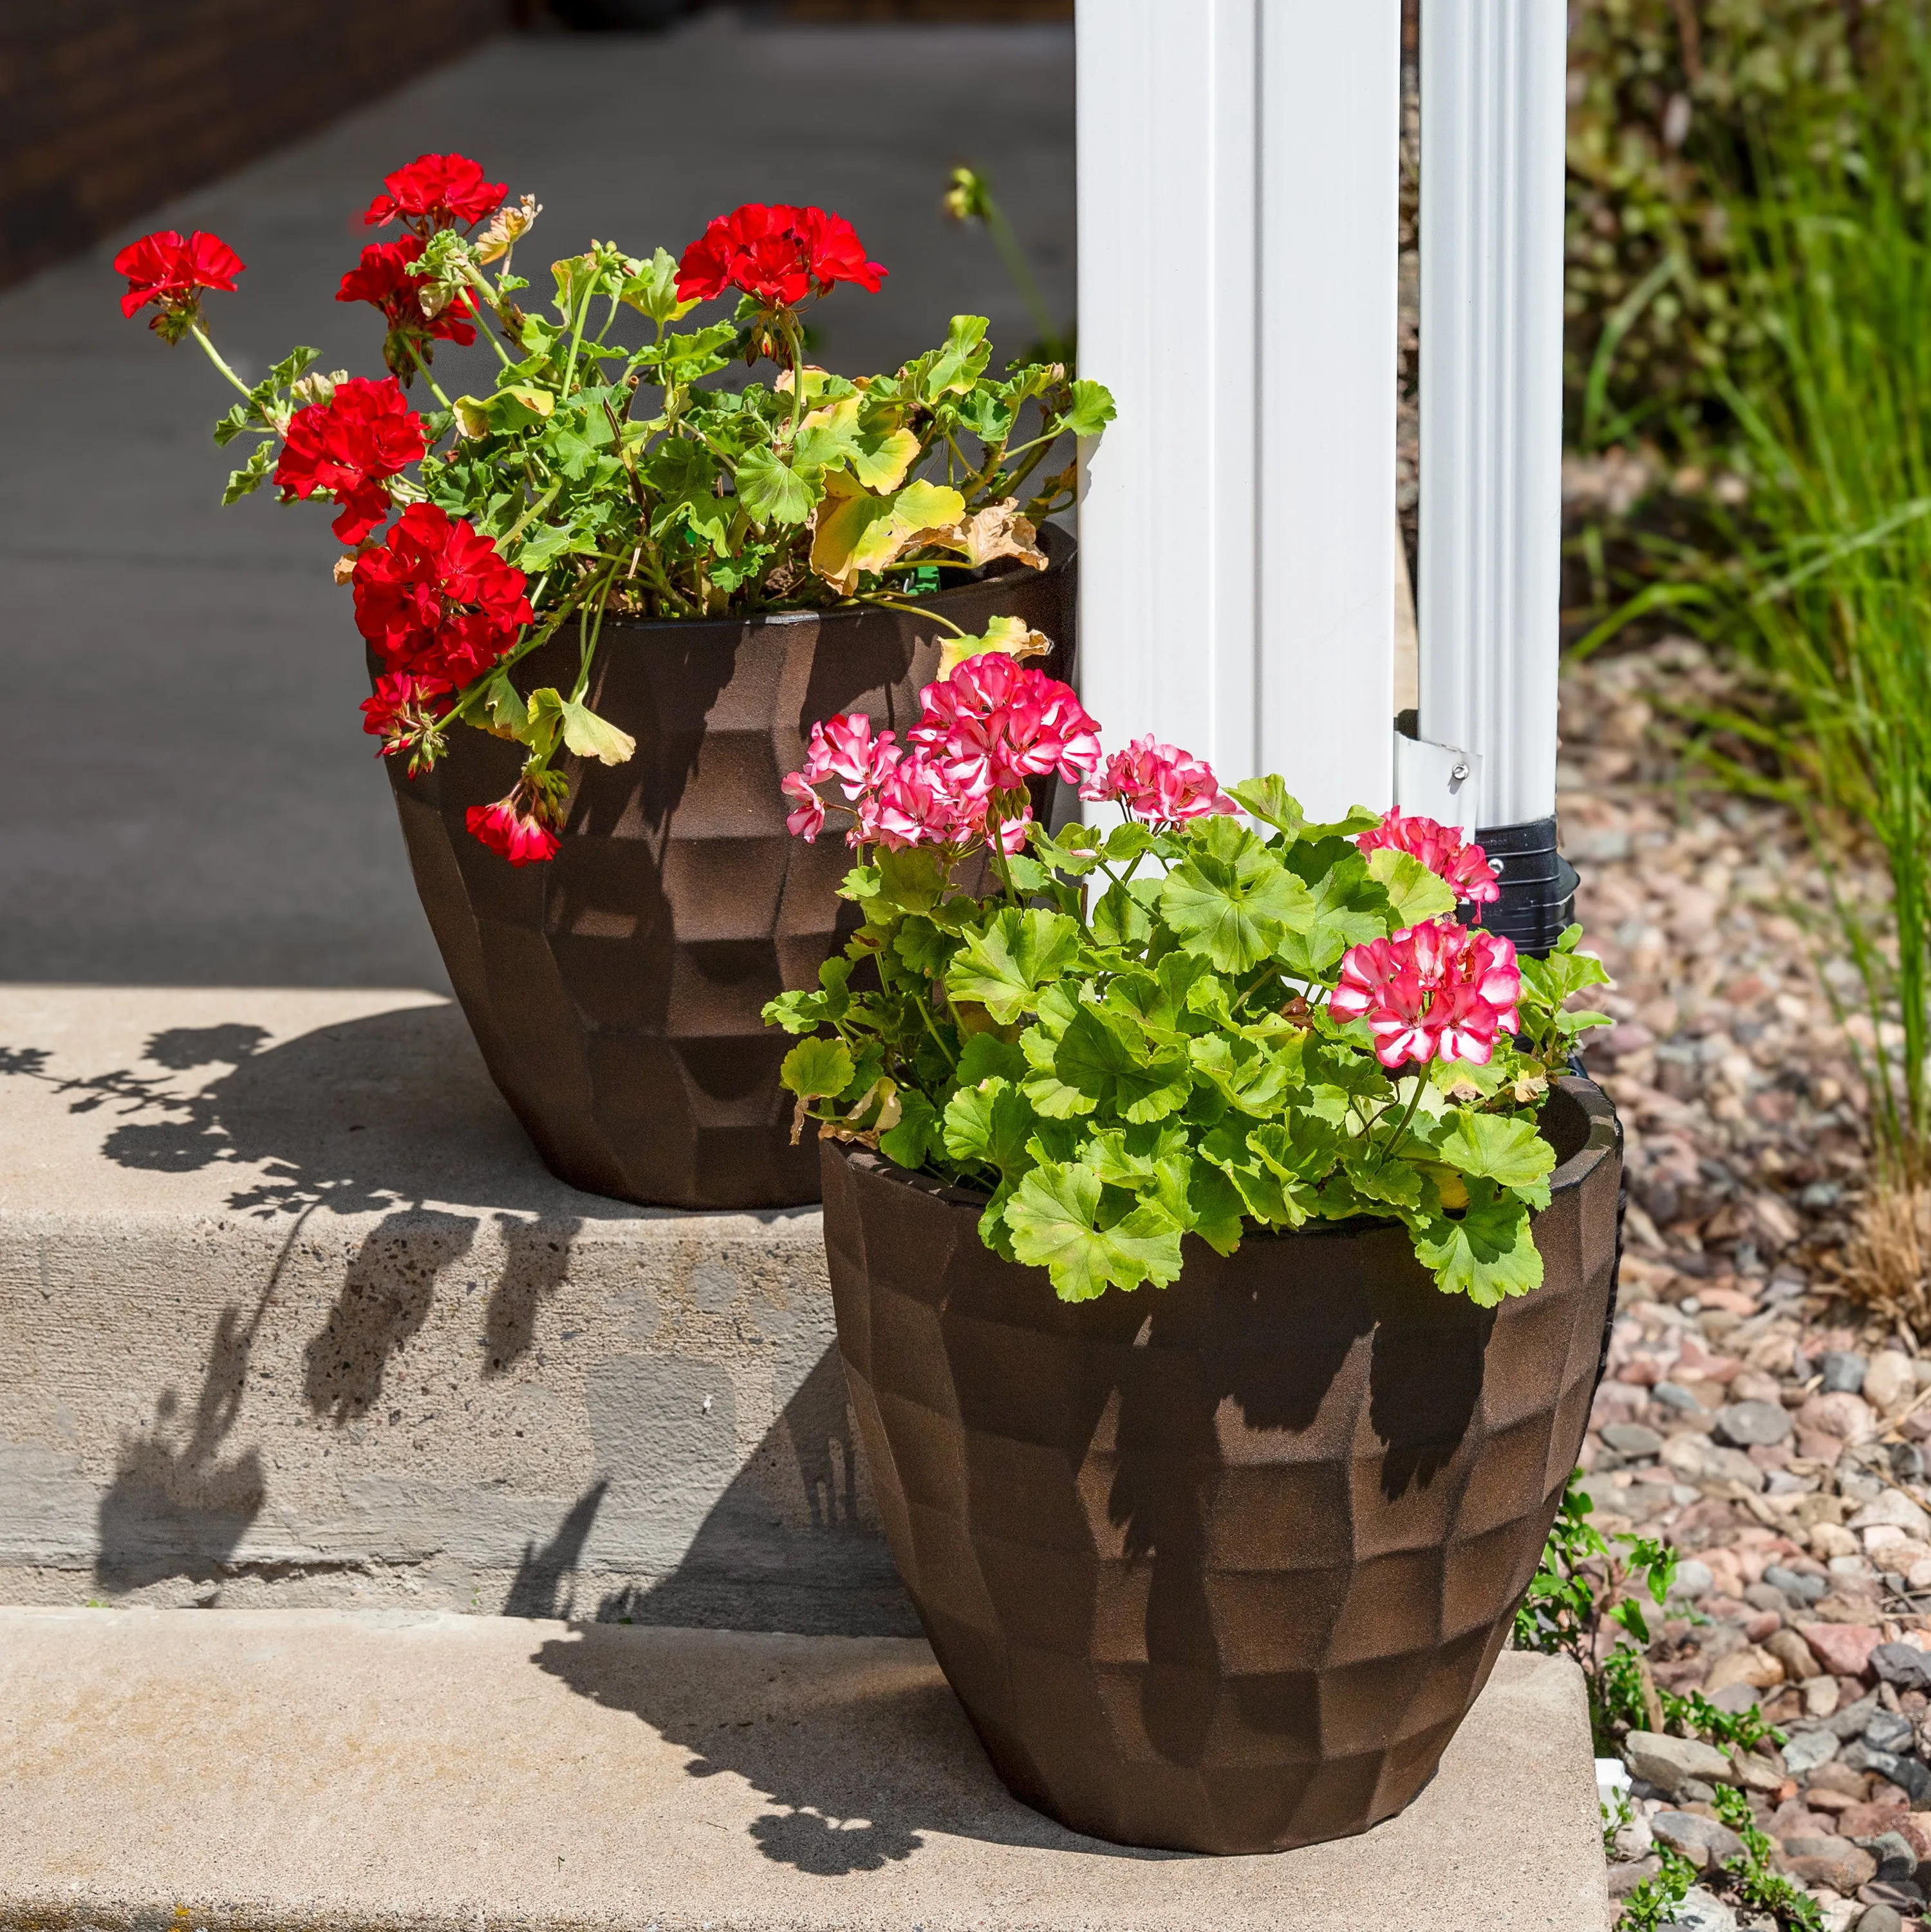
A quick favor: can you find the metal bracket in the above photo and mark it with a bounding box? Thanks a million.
[1392,719,1481,835]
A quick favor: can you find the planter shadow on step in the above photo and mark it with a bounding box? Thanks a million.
[379,529,1076,1213]
[819,1076,1622,1855]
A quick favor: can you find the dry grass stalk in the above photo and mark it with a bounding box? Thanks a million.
[1842,1183,1931,1327]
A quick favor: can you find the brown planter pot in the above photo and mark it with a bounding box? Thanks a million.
[377,527,1075,1210]
[820,1075,1621,1854]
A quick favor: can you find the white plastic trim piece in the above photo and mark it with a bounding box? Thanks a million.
[1392,729,1481,836]
[1416,0,1568,830]
[1076,0,1400,820]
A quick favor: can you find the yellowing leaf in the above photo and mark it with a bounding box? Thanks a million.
[810,474,967,595]
[796,394,920,492]
[938,614,1053,677]
[936,498,1047,574]
[558,699,636,767]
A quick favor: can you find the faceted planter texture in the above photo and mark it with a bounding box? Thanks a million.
[820,1076,1621,1853]
[379,529,1074,1210]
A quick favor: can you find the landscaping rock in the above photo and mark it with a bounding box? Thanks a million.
[1766,1566,1828,1606]
[1864,1714,1916,1756]
[1827,1696,1883,1741]
[1849,1492,1931,1542]
[1663,1886,1739,1932]
[1780,1837,1879,1892]
[1872,1645,1931,1695]
[1864,1353,1917,1417]
[1824,1353,1870,1396]
[1855,1908,1905,1932]
[1605,1421,1666,1458]
[1782,1727,1842,1776]
[1652,1810,1747,1868]
[1798,1391,1880,1447]
[1654,1381,1704,1414]
[1671,1560,1717,1603]
[1805,1627,1885,1682]
[1609,1855,1661,1899]
[1714,1401,1792,1448]
[1768,1629,1824,1682]
[1855,1830,1919,1885]
[1625,1731,1735,1795]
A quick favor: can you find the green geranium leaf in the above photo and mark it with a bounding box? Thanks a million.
[942,1074,1036,1176]
[1059,379,1117,437]
[1435,1110,1555,1203]
[879,1091,942,1170]
[946,909,1083,1024]
[1229,776,1305,839]
[1003,1162,1184,1302]
[619,247,697,326]
[1048,1004,1193,1124]
[921,315,993,400]
[1159,817,1315,972]
[1366,847,1459,927]
[867,848,946,917]
[221,438,275,505]
[781,1036,855,1102]
[1415,1180,1544,1305]
[735,445,819,528]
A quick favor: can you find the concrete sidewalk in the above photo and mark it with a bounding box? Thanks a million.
[3,11,1074,989]
[0,1608,1608,1931]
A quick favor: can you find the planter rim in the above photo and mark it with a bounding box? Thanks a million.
[833,1071,1619,1241]
[553,521,1075,641]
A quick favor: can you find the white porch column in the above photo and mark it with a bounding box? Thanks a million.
[1075,0,1401,821]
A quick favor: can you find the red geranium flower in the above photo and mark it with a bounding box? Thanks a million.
[1328,919,1522,1069]
[362,153,507,233]
[351,503,532,687]
[274,377,427,543]
[907,653,1101,797]
[113,229,245,337]
[1356,811,1501,906]
[360,671,454,776]
[675,203,886,310]
[1079,735,1237,825]
[467,789,562,867]
[337,235,477,379]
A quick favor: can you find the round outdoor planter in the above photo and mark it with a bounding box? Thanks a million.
[819,1074,1621,1854]
[377,528,1074,1212]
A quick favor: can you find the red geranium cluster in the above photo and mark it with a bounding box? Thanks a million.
[337,234,478,379]
[1356,811,1501,906]
[466,780,565,868]
[363,153,507,233]
[1080,735,1238,825]
[351,502,532,688]
[113,229,245,340]
[676,203,887,310]
[1329,919,1522,1069]
[274,377,427,543]
[783,655,1105,855]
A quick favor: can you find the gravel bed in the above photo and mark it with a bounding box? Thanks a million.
[1563,640,1931,1930]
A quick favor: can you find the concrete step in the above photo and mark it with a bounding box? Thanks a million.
[0,985,897,1630]
[0,1608,1607,1931]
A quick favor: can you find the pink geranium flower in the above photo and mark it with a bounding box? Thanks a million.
[1328,919,1522,1068]
[1080,735,1236,824]
[908,653,1101,797]
[1356,811,1500,906]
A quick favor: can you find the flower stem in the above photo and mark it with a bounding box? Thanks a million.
[405,339,454,410]
[189,325,256,402]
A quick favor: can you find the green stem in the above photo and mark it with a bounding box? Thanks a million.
[404,339,454,411]
[780,310,808,438]
[982,196,1058,346]
[850,594,967,637]
[189,324,256,402]
[1375,1078,1428,1171]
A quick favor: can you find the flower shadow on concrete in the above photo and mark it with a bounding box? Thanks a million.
[0,1009,604,1590]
